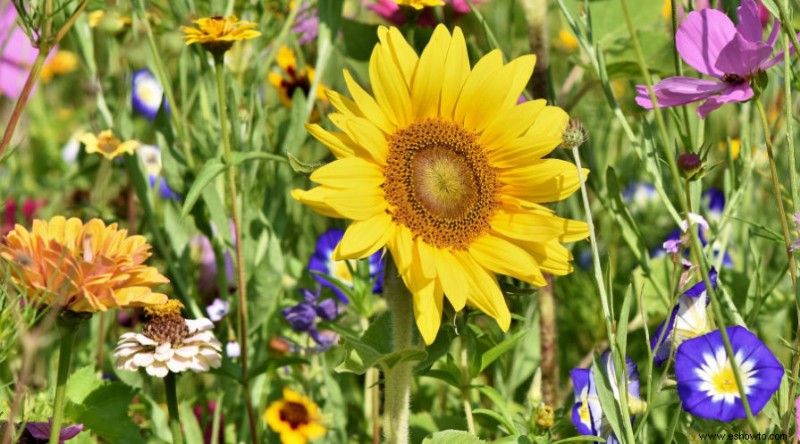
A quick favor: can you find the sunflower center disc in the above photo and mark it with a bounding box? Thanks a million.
[383,118,499,250]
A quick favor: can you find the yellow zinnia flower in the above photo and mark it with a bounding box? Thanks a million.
[1,216,169,312]
[394,0,445,9]
[292,25,589,344]
[79,130,140,160]
[269,46,328,109]
[180,16,261,55]
[264,388,326,444]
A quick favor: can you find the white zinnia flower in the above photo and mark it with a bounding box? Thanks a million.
[114,301,222,378]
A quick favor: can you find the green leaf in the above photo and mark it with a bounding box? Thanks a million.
[479,328,529,373]
[476,386,519,435]
[181,158,225,217]
[179,401,204,444]
[491,436,533,444]
[590,353,625,443]
[287,152,325,174]
[422,430,485,444]
[64,366,143,444]
[336,313,426,374]
[472,408,518,435]
[552,437,606,443]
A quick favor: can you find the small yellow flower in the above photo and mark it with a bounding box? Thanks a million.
[79,130,140,160]
[718,138,740,160]
[88,10,133,31]
[1,216,169,312]
[40,51,78,82]
[265,388,326,444]
[557,29,578,51]
[393,0,445,9]
[180,16,261,55]
[268,46,328,109]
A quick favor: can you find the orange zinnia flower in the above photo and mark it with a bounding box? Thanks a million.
[1,216,169,312]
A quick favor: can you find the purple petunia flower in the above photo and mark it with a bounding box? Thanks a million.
[292,1,319,45]
[571,351,641,444]
[308,228,384,303]
[24,420,83,443]
[675,326,783,421]
[651,268,717,366]
[636,0,792,118]
[131,68,169,120]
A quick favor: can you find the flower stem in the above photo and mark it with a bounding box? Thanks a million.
[383,258,413,444]
[49,312,83,444]
[212,56,258,443]
[459,336,475,435]
[164,372,184,444]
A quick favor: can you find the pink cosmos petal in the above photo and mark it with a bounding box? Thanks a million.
[696,81,753,118]
[450,0,485,14]
[0,4,56,99]
[365,0,405,26]
[635,77,726,109]
[765,18,780,47]
[736,0,763,42]
[676,9,737,78]
[715,33,772,77]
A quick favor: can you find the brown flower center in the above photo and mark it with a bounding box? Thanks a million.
[279,401,310,430]
[382,119,499,250]
[722,73,746,84]
[97,134,122,154]
[143,301,189,344]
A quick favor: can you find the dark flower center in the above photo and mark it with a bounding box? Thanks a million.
[722,73,745,84]
[143,313,189,345]
[279,401,310,429]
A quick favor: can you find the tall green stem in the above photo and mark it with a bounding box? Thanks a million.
[213,56,258,443]
[49,313,83,444]
[164,372,184,444]
[383,259,414,444]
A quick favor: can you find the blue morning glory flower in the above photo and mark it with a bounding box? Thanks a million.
[571,351,642,443]
[308,228,384,303]
[622,181,657,208]
[702,188,725,220]
[675,326,783,422]
[132,68,169,120]
[137,145,180,200]
[651,268,717,366]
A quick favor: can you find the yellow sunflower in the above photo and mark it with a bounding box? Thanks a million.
[79,130,140,160]
[268,46,328,109]
[264,388,326,444]
[394,0,445,9]
[180,16,261,55]
[292,25,589,344]
[1,216,169,312]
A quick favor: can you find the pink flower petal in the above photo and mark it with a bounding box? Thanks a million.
[715,33,772,77]
[635,77,725,109]
[736,0,764,42]
[696,82,753,118]
[677,9,737,78]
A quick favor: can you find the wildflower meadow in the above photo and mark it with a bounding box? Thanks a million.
[2,0,800,443]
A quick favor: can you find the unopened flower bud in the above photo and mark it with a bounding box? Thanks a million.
[678,152,703,180]
[534,405,554,430]
[562,119,588,150]
[268,337,292,357]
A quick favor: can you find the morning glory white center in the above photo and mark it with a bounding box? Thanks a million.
[695,348,757,404]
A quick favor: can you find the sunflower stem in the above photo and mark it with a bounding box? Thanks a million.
[49,312,84,444]
[164,372,184,444]
[213,55,258,443]
[384,258,414,444]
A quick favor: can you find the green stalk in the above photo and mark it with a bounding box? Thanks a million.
[383,258,414,444]
[213,56,258,443]
[49,313,84,444]
[164,372,184,444]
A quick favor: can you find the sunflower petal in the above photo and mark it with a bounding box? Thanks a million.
[469,234,546,286]
[439,27,470,120]
[455,253,512,331]
[481,99,547,151]
[334,213,395,260]
[369,44,413,128]
[411,25,450,119]
[310,157,385,189]
[306,123,356,159]
[342,70,394,133]
[501,159,587,203]
[432,249,467,310]
[453,50,504,126]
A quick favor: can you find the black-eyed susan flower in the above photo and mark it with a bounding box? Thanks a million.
[114,300,222,378]
[1,216,169,312]
[292,25,589,344]
[675,326,783,421]
[79,130,140,160]
[264,388,326,444]
[269,46,327,109]
[180,16,261,56]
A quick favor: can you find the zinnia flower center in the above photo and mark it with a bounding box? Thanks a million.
[383,119,499,250]
[711,365,739,395]
[143,301,189,344]
[279,401,310,429]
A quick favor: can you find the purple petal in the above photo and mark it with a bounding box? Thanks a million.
[696,82,753,118]
[677,9,737,78]
[635,77,726,109]
[765,19,780,47]
[736,0,764,42]
[715,33,772,77]
[761,30,800,70]
[315,298,338,321]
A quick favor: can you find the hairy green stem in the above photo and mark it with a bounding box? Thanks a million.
[49,313,82,444]
[213,56,258,443]
[164,372,184,444]
[384,259,414,444]
[460,336,476,435]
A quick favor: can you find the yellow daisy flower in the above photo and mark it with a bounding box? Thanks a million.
[292,25,589,344]
[264,388,326,444]
[40,50,78,82]
[394,0,445,9]
[268,46,328,109]
[180,16,261,55]
[79,130,140,160]
[1,216,169,312]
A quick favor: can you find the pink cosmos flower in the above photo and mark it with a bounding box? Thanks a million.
[0,3,56,99]
[636,0,788,118]
[365,0,485,26]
